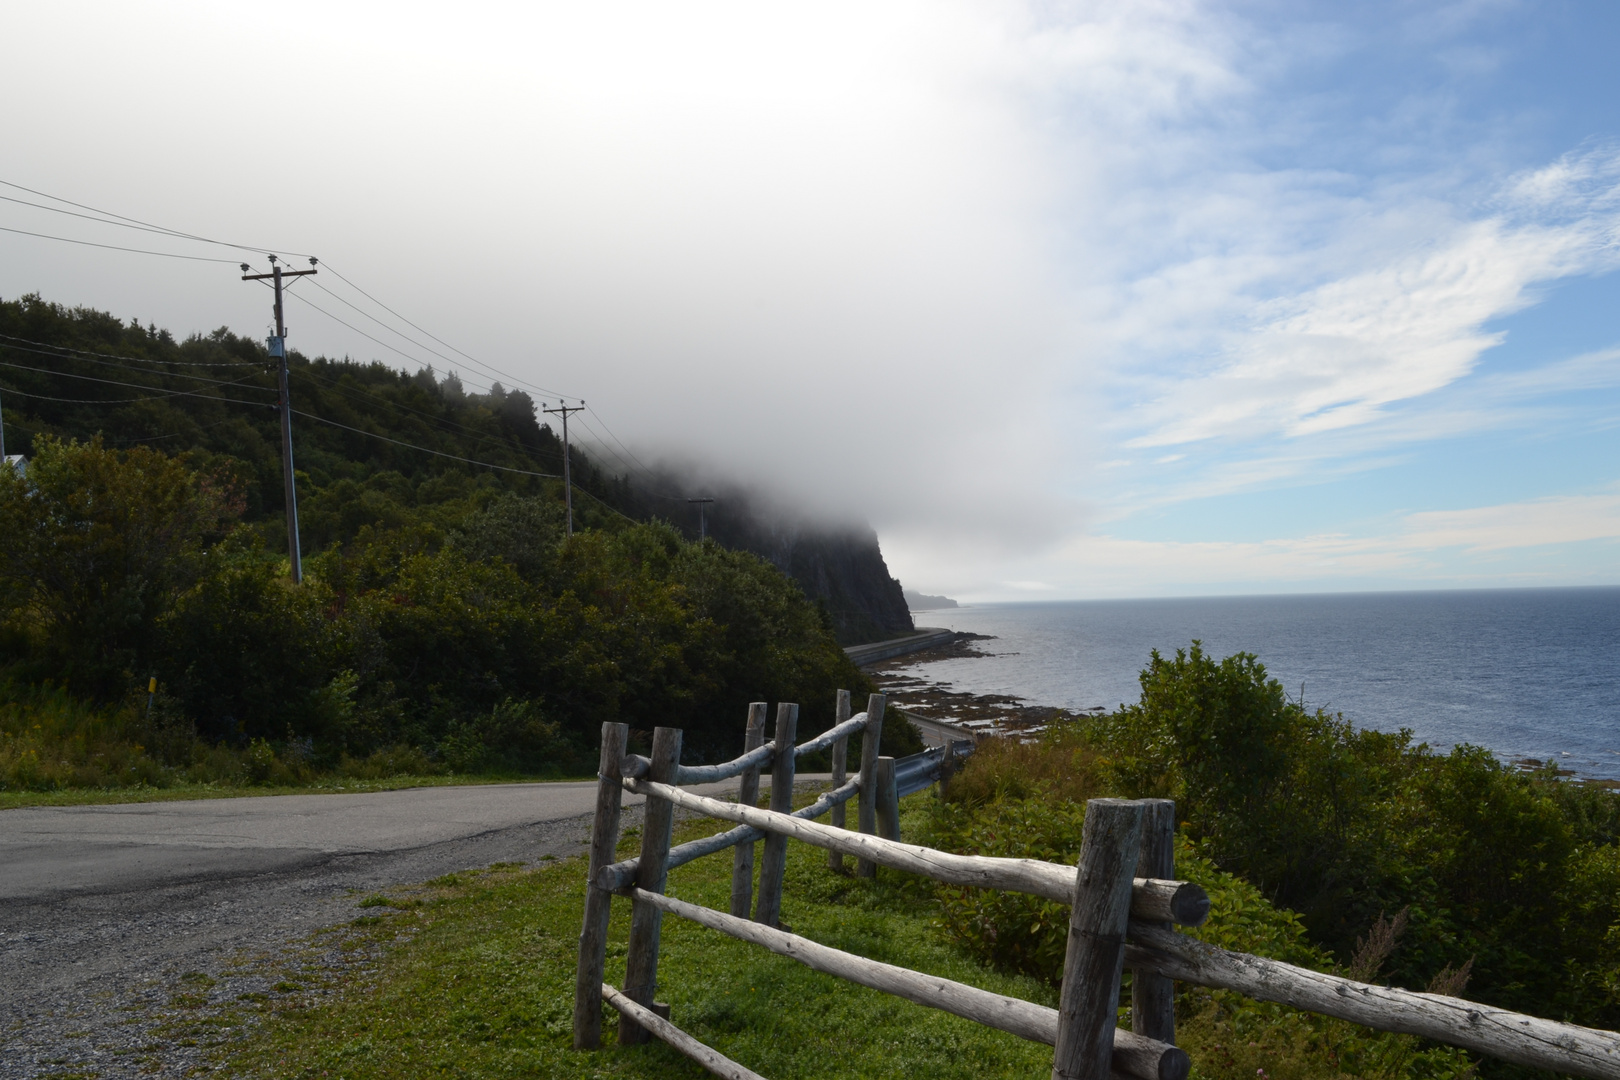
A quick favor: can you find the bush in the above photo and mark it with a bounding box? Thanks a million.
[0,439,872,786]
[925,642,1620,1072]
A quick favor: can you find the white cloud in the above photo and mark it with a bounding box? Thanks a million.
[1401,488,1620,552]
[976,486,1620,599]
[4,1,1618,601]
[1122,149,1620,450]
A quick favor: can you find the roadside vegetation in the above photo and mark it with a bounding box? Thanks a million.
[196,646,1618,1080]
[0,417,888,805]
[930,644,1620,1075]
[210,795,1470,1080]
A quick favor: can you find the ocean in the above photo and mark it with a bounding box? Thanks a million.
[899,587,1620,781]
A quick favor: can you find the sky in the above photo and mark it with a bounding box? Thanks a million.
[1,0,1617,601]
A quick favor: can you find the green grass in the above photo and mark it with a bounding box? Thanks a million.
[0,771,591,811]
[214,792,1061,1079]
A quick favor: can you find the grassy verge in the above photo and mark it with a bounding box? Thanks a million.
[211,792,1059,1079]
[0,770,592,811]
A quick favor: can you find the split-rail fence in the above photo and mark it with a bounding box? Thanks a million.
[573,691,1620,1080]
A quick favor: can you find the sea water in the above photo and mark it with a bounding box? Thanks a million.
[901,587,1620,781]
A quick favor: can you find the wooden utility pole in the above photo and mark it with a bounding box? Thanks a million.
[241,255,317,582]
[687,497,714,539]
[542,400,584,536]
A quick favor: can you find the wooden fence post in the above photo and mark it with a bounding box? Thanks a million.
[572,722,629,1050]
[826,690,852,872]
[752,703,798,927]
[1052,799,1145,1080]
[855,693,886,878]
[875,756,900,842]
[619,726,683,1045]
[1132,799,1177,1046]
[730,702,769,918]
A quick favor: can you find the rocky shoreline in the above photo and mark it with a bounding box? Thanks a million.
[866,631,1089,740]
[867,632,1620,790]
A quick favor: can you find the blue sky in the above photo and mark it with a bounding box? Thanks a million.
[0,1,1616,599]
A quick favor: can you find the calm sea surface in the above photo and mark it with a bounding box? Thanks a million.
[901,587,1620,781]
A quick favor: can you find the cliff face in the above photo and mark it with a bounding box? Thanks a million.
[624,479,915,646]
[732,520,915,646]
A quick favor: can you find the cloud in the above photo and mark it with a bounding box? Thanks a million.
[1122,148,1620,450]
[4,1,1618,600]
[1020,485,1620,597]
[1401,487,1620,551]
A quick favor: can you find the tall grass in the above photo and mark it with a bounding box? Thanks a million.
[0,676,438,794]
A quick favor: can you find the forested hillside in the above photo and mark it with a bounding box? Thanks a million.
[619,480,915,644]
[0,294,919,786]
[0,292,913,644]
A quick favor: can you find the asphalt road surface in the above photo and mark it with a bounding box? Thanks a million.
[0,776,808,1078]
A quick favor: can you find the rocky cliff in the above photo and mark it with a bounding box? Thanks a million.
[623,480,914,646]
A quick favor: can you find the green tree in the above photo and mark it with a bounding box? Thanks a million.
[0,435,241,694]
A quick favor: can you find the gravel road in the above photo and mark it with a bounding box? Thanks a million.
[1,777,797,1079]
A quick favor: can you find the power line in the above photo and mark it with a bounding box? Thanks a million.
[0,224,244,263]
[291,408,561,479]
[297,366,558,458]
[1,193,254,249]
[0,382,209,406]
[2,180,667,517]
[303,277,479,380]
[287,402,640,525]
[0,331,264,368]
[0,340,273,387]
[0,357,274,400]
[316,261,573,398]
[0,177,315,259]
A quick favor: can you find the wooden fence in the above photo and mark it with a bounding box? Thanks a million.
[573,692,1620,1080]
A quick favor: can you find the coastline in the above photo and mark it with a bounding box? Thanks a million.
[865,627,1620,790]
[865,631,1076,742]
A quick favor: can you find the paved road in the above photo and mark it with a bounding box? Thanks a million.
[1,781,612,904]
[0,777,813,1078]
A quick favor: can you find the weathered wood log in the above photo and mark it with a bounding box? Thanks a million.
[620,753,651,779]
[1125,923,1620,1080]
[752,703,798,927]
[572,722,629,1050]
[632,888,1189,1080]
[670,743,772,786]
[621,778,1206,924]
[658,712,866,787]
[619,726,682,1046]
[856,692,886,878]
[601,983,767,1080]
[1053,799,1145,1080]
[598,776,863,893]
[1131,800,1177,1047]
[793,711,868,758]
[874,756,900,842]
[828,690,852,872]
[729,703,768,919]
[1132,878,1208,928]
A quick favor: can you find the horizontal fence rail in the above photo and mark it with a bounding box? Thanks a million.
[601,983,766,1080]
[627,712,875,786]
[598,776,863,891]
[632,887,1190,1080]
[1125,923,1620,1080]
[791,712,870,758]
[619,776,1210,926]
